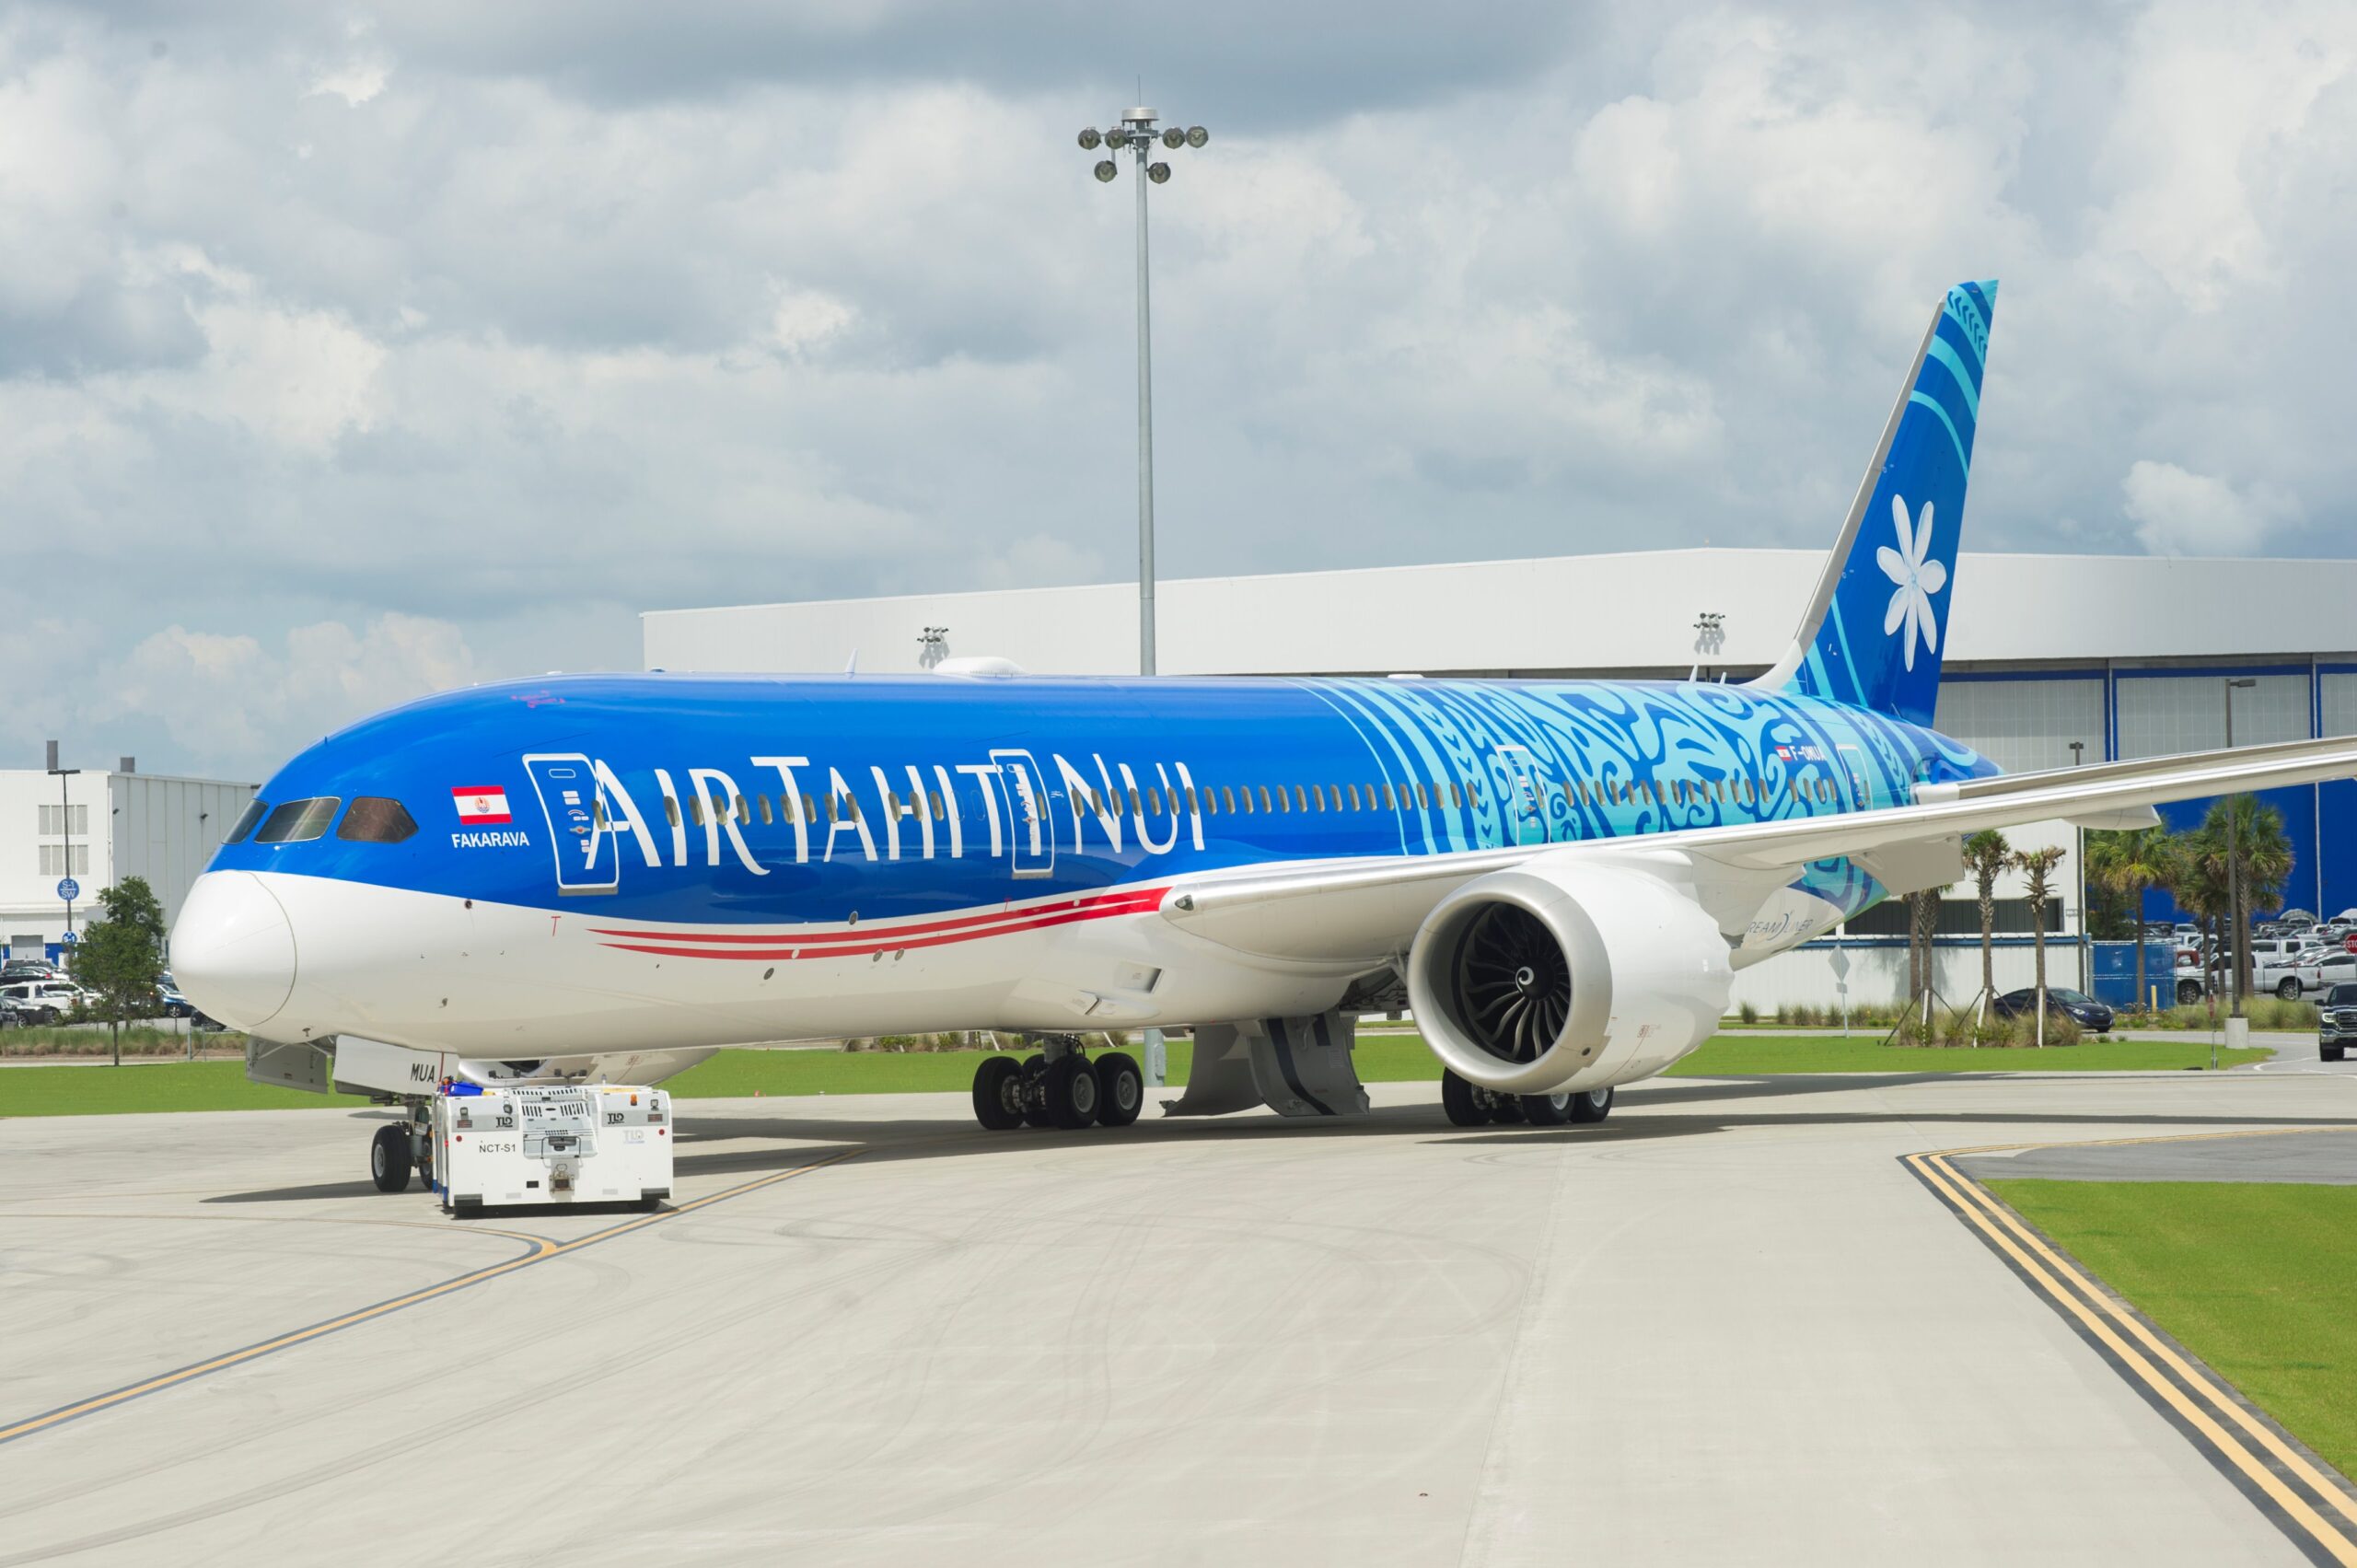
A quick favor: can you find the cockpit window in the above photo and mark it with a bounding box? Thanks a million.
[337,797,418,843]
[224,799,270,845]
[254,797,343,843]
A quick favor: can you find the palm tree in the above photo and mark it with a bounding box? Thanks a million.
[2173,824,2227,1018]
[1962,830,2010,1016]
[2195,795,2293,1005]
[2011,845,2067,1040]
[2086,826,2181,1013]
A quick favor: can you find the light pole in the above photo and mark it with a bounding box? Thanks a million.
[1079,109,1208,677]
[47,761,80,955]
[2223,678,2257,1021]
[2070,739,2088,997]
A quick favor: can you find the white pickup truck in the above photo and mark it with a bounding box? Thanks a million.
[2256,947,2357,1000]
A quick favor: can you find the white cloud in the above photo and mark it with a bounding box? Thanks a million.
[2120,459,2302,555]
[2,0,2355,779]
[98,615,480,774]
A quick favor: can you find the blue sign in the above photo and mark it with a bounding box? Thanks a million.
[56,877,79,901]
[59,929,77,945]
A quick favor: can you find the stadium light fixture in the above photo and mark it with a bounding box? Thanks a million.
[1076,105,1211,677]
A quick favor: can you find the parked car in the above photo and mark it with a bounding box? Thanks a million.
[1,958,59,982]
[1991,987,2116,1032]
[2316,984,2357,1063]
[155,973,195,1019]
[0,981,90,1024]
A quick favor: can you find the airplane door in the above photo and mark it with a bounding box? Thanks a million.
[1493,745,1549,845]
[1835,744,1874,811]
[988,749,1055,878]
[522,754,619,896]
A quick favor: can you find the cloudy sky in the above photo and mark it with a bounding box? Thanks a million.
[4,1,2352,780]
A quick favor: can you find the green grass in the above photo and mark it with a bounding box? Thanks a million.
[1,1030,2272,1118]
[1664,1035,2269,1074]
[1986,1179,2357,1481]
[0,1061,375,1117]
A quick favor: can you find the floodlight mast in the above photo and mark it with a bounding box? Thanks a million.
[1080,107,1208,676]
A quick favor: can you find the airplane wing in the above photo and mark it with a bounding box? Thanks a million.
[1158,735,2357,964]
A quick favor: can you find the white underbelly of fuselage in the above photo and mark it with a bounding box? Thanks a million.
[247,874,1363,1053]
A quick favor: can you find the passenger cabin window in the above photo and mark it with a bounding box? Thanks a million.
[336,797,417,843]
[255,797,341,843]
[225,799,269,844]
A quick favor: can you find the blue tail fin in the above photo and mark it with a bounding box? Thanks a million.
[1758,281,1995,727]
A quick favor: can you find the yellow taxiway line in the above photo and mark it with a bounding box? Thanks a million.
[1906,1132,2357,1565]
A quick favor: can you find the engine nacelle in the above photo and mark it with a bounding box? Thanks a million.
[1405,860,1734,1096]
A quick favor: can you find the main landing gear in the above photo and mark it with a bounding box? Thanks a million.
[971,1042,1145,1132]
[1440,1069,1613,1129]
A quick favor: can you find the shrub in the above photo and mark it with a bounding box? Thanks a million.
[2249,997,2318,1030]
[1739,1002,1760,1026]
[2009,1010,2081,1048]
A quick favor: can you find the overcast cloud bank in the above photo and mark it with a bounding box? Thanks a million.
[2,1,2352,777]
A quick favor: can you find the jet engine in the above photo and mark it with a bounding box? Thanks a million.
[1405,860,1734,1096]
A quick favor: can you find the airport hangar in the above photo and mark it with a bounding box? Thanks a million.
[1,754,256,966]
[645,547,2357,1014]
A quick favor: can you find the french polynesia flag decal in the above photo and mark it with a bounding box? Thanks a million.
[452,785,512,825]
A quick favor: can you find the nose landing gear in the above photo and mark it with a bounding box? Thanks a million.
[369,1123,413,1192]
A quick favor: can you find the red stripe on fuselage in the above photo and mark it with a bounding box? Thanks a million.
[597,892,1164,961]
[586,885,1167,948]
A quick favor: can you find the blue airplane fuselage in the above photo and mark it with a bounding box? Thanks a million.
[208,670,1996,935]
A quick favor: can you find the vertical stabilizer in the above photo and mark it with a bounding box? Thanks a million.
[1752,281,1996,727]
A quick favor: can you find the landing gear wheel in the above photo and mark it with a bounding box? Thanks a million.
[1019,1053,1055,1128]
[1520,1092,1573,1126]
[1568,1086,1615,1124]
[415,1140,434,1193]
[1095,1051,1144,1127]
[1047,1054,1100,1130]
[369,1124,412,1193]
[1489,1094,1527,1124]
[2279,978,2303,1000]
[972,1055,1026,1131]
[1441,1070,1491,1127]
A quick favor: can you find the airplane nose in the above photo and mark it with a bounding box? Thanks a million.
[173,872,296,1032]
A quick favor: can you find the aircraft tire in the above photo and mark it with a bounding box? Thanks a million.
[972,1055,1026,1131]
[1048,1054,1100,1130]
[1440,1070,1490,1127]
[1095,1051,1144,1127]
[369,1124,412,1193]
[1490,1094,1527,1124]
[1520,1092,1573,1126]
[1569,1086,1615,1124]
[1020,1054,1055,1128]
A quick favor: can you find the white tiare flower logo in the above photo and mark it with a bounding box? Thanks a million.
[1876,494,1945,670]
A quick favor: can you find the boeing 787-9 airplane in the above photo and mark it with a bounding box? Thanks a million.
[171,281,2357,1189]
